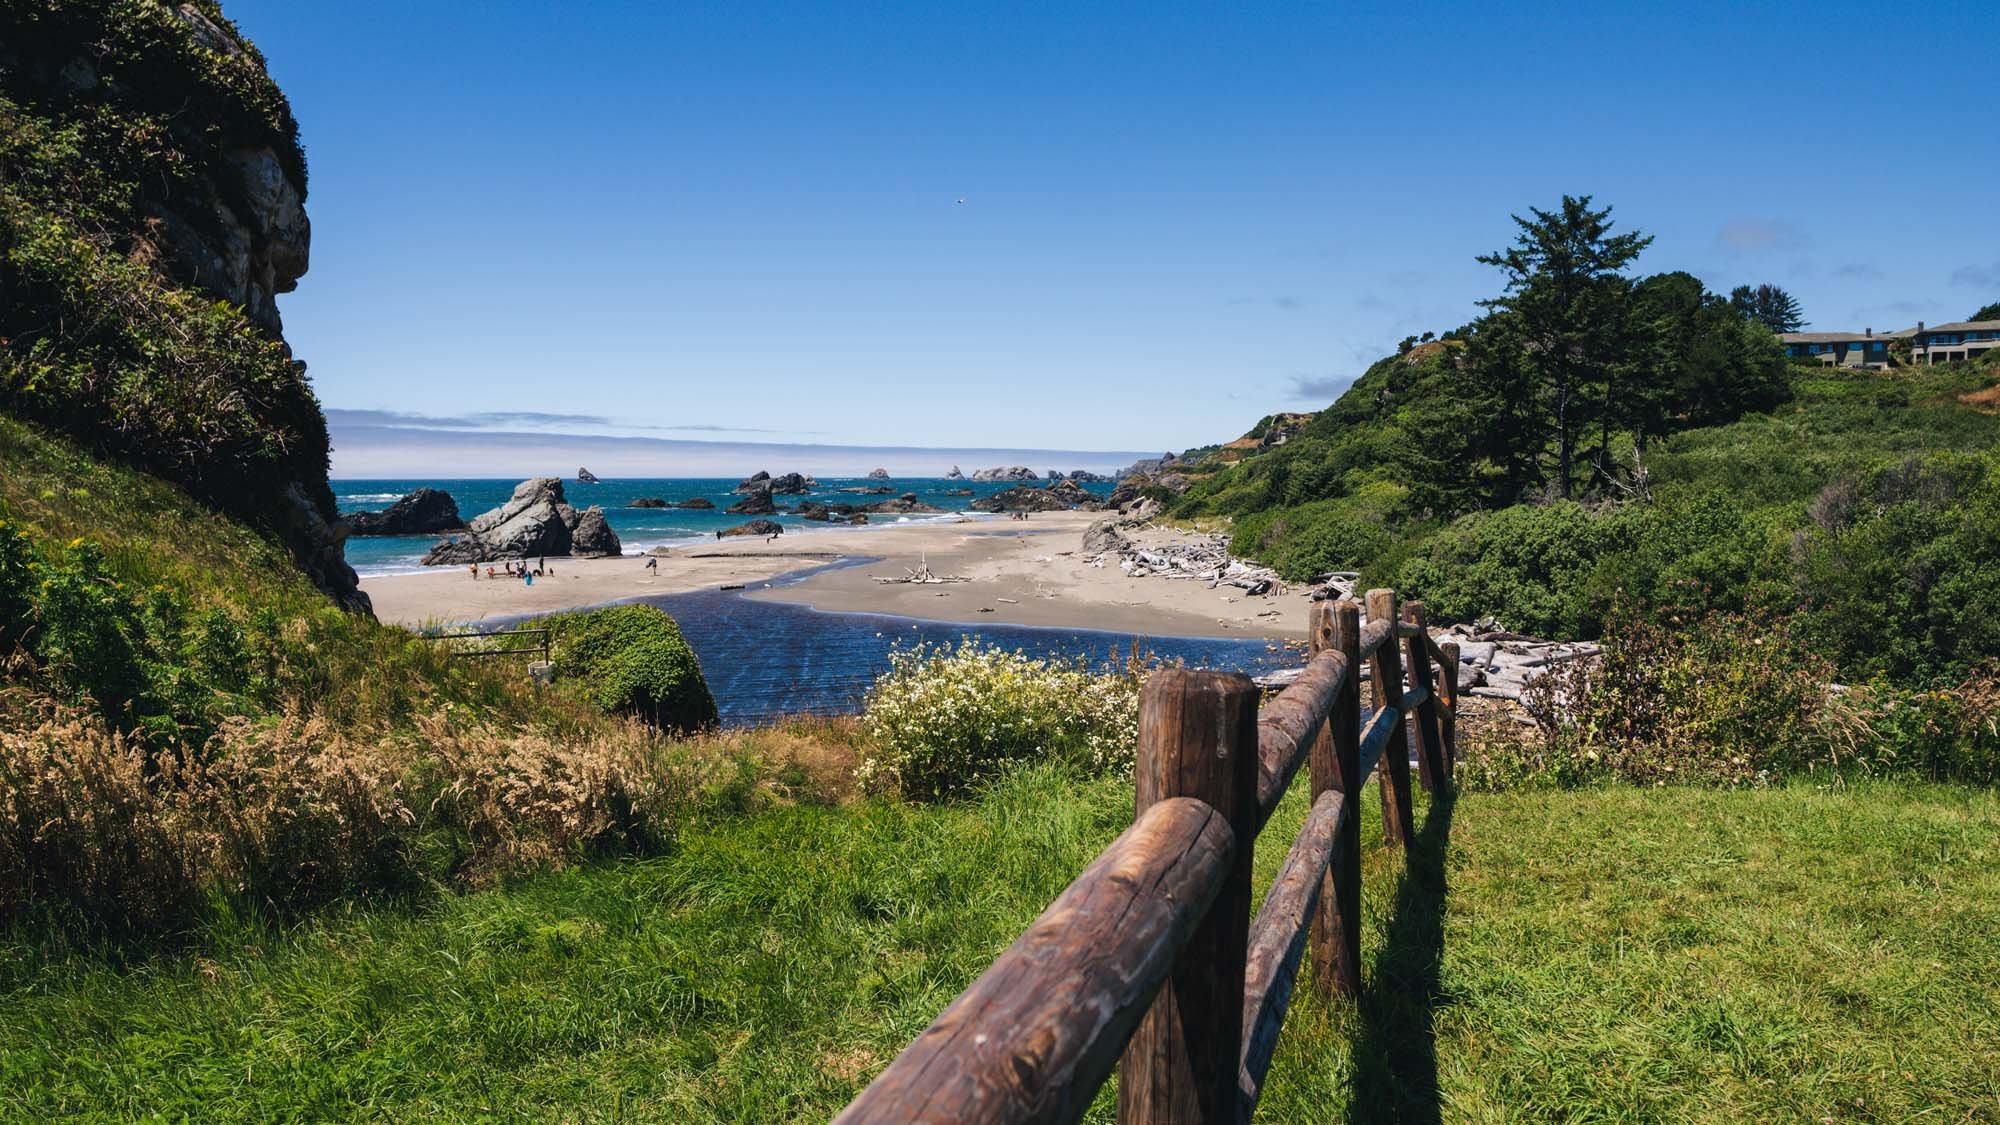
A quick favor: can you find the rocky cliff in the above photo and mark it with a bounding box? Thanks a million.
[0,1,365,609]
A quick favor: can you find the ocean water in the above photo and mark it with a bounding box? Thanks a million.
[496,563,1296,725]
[335,476,1105,576]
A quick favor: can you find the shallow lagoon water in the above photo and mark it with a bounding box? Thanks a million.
[490,561,1294,725]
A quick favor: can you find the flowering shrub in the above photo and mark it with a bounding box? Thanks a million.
[858,641,1143,801]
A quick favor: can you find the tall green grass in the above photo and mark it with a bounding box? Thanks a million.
[6,769,1994,1121]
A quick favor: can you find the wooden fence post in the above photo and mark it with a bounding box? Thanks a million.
[1401,601,1448,795]
[1308,600,1363,1000]
[1119,669,1259,1124]
[1437,639,1460,780]
[1366,589,1414,850]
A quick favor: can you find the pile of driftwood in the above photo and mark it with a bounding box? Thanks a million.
[872,557,969,585]
[1435,621,1600,703]
[1253,614,1599,706]
[1092,533,1287,596]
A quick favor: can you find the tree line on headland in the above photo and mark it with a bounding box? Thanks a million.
[1167,196,2000,770]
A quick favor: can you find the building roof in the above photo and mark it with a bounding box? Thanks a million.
[1920,320,2000,334]
[1779,331,1882,344]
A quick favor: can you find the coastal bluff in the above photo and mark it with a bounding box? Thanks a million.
[0,2,365,610]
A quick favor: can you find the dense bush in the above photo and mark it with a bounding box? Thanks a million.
[546,605,719,734]
[1229,481,1405,579]
[1790,451,2000,683]
[1460,607,2000,791]
[0,521,274,745]
[1389,502,1631,637]
[858,641,1143,801]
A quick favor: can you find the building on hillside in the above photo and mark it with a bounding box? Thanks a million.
[1779,330,1892,369]
[1904,320,2000,366]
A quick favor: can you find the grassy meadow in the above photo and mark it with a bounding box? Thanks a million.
[6,766,1995,1122]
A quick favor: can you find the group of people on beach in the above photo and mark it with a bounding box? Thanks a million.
[467,558,553,585]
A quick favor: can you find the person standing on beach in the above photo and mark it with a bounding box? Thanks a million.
[644,557,658,572]
[469,564,477,580]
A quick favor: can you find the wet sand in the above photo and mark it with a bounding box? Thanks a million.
[359,512,1312,641]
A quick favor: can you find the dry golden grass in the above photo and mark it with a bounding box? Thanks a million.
[0,691,706,931]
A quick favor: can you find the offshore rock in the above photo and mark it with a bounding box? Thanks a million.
[970,484,1073,513]
[420,478,620,563]
[726,485,778,515]
[717,519,784,539]
[863,493,947,514]
[345,488,463,536]
[971,466,1039,482]
[1048,478,1106,510]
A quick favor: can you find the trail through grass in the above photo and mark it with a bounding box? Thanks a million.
[4,772,1996,1121]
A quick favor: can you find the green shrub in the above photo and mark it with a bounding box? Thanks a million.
[1231,485,1404,579]
[1392,502,1630,637]
[547,605,718,733]
[1468,605,2000,791]
[857,641,1142,801]
[0,516,34,644]
[1790,451,2000,682]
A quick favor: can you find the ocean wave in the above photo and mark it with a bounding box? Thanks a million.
[339,493,405,504]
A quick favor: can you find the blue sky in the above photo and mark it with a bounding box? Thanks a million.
[226,1,1998,474]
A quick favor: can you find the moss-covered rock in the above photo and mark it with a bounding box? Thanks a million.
[546,605,718,733]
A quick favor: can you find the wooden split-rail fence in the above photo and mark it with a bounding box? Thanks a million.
[836,589,1460,1124]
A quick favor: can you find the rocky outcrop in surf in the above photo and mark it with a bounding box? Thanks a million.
[971,466,1039,482]
[420,478,622,563]
[345,488,464,536]
[717,519,784,539]
[733,470,814,494]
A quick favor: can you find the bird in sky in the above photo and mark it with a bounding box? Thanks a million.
[955,197,966,205]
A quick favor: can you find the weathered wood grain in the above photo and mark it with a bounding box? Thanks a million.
[1309,600,1363,999]
[1120,669,1260,1124]
[1239,789,1347,1118]
[1366,589,1415,850]
[1253,648,1350,831]
[834,798,1236,1124]
[1401,601,1449,795]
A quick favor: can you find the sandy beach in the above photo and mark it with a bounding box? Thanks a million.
[359,512,1314,641]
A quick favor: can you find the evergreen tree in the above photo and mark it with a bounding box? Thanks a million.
[1729,283,1807,332]
[1972,301,2000,322]
[1475,195,1652,499]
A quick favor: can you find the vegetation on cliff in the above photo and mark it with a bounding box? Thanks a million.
[0,0,358,605]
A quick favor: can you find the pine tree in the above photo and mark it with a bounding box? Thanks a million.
[1729,283,1807,333]
[1972,301,2000,322]
[1476,195,1652,499]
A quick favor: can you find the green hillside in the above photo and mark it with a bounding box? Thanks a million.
[1171,198,2000,689]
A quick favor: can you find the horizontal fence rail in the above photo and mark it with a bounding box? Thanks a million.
[838,590,1462,1124]
[415,627,551,662]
